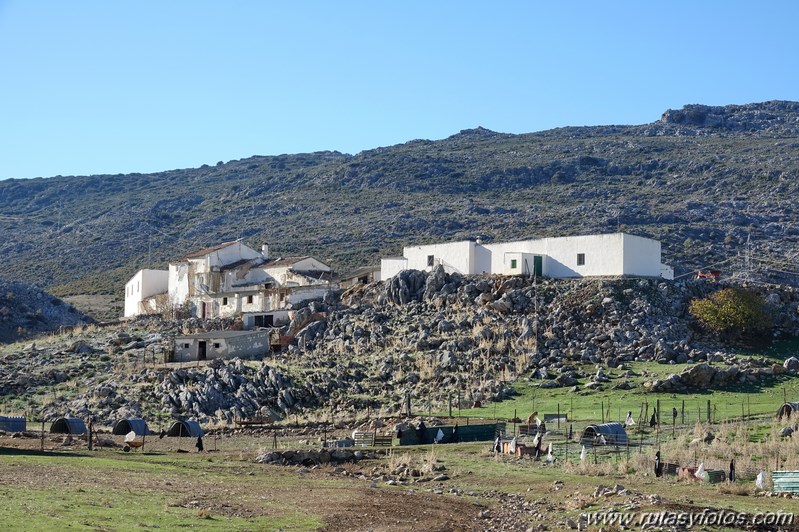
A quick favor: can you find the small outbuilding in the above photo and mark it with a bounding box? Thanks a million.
[171,330,271,362]
[112,418,150,436]
[166,420,204,438]
[581,422,628,446]
[777,402,799,419]
[0,415,26,432]
[50,417,87,435]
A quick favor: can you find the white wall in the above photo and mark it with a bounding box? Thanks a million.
[402,241,475,274]
[380,257,408,280]
[124,269,168,317]
[621,233,662,277]
[543,234,625,277]
[381,232,668,281]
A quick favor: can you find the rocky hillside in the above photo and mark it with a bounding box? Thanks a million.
[1,101,799,301]
[0,279,91,344]
[4,273,798,426]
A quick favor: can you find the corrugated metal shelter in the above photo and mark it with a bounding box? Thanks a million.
[773,471,799,494]
[166,420,203,438]
[112,418,149,436]
[0,416,26,432]
[50,417,87,435]
[581,422,628,446]
[776,402,799,419]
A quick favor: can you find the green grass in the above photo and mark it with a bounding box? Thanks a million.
[441,359,799,426]
[0,452,325,531]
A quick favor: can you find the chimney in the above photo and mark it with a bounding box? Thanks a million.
[262,243,269,259]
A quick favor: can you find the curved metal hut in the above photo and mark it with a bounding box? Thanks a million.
[777,402,799,419]
[50,417,87,435]
[112,418,150,436]
[581,422,628,446]
[166,420,203,438]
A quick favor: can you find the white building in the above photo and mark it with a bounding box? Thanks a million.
[123,241,333,320]
[124,269,169,318]
[380,233,673,280]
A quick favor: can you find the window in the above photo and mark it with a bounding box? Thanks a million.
[577,253,585,266]
[427,255,434,267]
[510,259,517,269]
[183,343,189,349]
[136,281,140,293]
[222,297,228,305]
[247,295,253,304]
[213,343,220,349]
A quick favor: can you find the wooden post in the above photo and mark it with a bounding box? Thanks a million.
[601,400,605,424]
[557,404,561,429]
[681,400,685,425]
[656,399,661,426]
[706,400,711,424]
[40,420,45,452]
[448,393,452,418]
[741,400,745,421]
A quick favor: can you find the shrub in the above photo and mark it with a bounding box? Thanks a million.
[689,287,771,339]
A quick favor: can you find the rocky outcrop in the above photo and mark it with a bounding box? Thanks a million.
[0,279,90,344]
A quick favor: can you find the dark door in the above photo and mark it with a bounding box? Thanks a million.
[533,256,543,277]
[198,341,207,361]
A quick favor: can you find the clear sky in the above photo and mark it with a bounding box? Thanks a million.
[1,1,797,180]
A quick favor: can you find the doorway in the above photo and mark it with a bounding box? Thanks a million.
[198,341,207,361]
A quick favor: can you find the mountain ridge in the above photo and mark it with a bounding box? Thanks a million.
[1,100,798,303]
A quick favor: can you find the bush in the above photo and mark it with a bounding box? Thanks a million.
[689,287,771,339]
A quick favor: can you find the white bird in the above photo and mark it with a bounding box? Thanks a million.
[599,434,607,445]
[535,416,541,428]
[580,445,587,463]
[546,442,555,463]
[509,436,517,454]
[532,433,540,449]
[625,413,636,426]
[124,430,136,443]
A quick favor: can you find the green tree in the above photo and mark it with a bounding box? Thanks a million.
[689,287,771,339]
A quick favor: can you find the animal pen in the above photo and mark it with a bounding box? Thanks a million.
[50,417,87,435]
[580,422,629,446]
[0,415,26,432]
[776,402,799,419]
[112,418,150,451]
[165,420,203,451]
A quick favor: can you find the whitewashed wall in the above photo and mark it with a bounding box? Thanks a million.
[380,257,408,280]
[124,269,168,317]
[402,241,475,274]
[621,233,662,277]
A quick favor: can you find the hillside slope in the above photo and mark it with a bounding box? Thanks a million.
[1,100,799,298]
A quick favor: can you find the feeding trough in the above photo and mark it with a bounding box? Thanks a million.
[112,418,150,452]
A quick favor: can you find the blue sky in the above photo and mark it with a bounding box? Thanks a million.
[1,1,797,180]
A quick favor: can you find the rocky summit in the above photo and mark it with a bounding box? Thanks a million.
[4,270,799,426]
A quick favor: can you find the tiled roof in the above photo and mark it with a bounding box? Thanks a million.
[180,241,240,260]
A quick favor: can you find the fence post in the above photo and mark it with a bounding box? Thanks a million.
[601,400,605,424]
[681,400,685,425]
[557,404,560,429]
[656,399,661,426]
[707,400,711,424]
[448,393,452,418]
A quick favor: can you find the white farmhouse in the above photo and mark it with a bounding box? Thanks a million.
[124,269,169,318]
[123,241,333,320]
[381,232,673,280]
